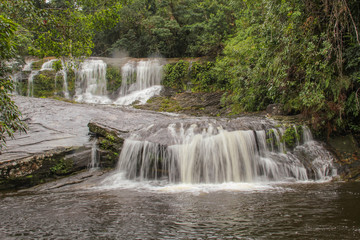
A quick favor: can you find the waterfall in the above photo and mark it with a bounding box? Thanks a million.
[54,59,70,98]
[112,124,335,184]
[40,59,57,71]
[23,61,38,97]
[11,72,21,94]
[74,59,111,104]
[114,59,164,105]
[27,70,39,97]
[89,140,100,169]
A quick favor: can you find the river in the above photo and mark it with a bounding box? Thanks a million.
[0,171,359,239]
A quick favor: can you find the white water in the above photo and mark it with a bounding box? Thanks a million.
[74,60,111,104]
[89,140,100,169]
[106,125,335,185]
[18,58,165,105]
[11,72,21,94]
[23,59,71,98]
[119,59,163,95]
[40,59,57,71]
[27,70,39,97]
[114,59,164,105]
[54,59,70,98]
[23,61,38,97]
[114,85,162,105]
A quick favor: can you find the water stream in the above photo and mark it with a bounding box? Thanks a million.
[104,123,335,186]
[0,179,359,239]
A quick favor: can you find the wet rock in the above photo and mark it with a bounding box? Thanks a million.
[135,91,229,117]
[88,122,124,168]
[327,134,360,181]
[266,104,284,116]
[0,146,91,190]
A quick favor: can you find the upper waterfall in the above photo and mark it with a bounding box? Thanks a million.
[74,59,111,104]
[114,58,164,105]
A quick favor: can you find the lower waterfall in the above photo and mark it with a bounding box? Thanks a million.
[107,123,335,184]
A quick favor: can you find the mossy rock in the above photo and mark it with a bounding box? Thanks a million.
[88,122,125,168]
[33,71,57,97]
[106,65,122,98]
[32,58,55,70]
[0,147,90,190]
[281,126,302,149]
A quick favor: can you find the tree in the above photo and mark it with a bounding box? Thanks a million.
[1,0,124,60]
[216,0,360,135]
[0,15,27,152]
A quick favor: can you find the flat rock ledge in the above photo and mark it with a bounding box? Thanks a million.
[0,146,91,190]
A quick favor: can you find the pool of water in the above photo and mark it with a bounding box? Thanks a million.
[0,175,359,239]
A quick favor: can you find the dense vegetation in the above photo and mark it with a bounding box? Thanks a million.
[217,0,360,138]
[0,15,27,151]
[1,0,360,146]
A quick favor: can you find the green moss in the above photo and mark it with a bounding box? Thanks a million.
[106,133,115,141]
[53,60,62,72]
[50,158,74,175]
[32,59,53,70]
[67,68,76,96]
[17,78,28,96]
[159,98,183,112]
[33,71,57,97]
[106,66,122,94]
[281,126,301,149]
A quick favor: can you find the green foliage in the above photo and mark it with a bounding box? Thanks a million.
[1,0,125,60]
[53,60,63,72]
[189,62,217,92]
[33,72,57,98]
[281,126,300,149]
[163,60,190,90]
[103,0,238,57]
[0,15,27,151]
[159,98,183,112]
[106,66,122,94]
[216,0,360,134]
[163,60,224,92]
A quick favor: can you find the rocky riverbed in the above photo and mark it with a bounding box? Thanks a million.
[1,95,360,189]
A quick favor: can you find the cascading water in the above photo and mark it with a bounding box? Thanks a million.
[40,59,58,71]
[89,140,100,170]
[11,72,21,94]
[114,59,164,105]
[54,59,70,98]
[107,123,335,184]
[23,61,38,97]
[75,59,111,104]
[27,70,39,97]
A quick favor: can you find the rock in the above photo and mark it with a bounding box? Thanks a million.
[135,91,229,117]
[266,104,284,115]
[88,122,125,168]
[0,146,91,190]
[327,134,360,181]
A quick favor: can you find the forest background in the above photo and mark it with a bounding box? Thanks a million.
[1,0,360,146]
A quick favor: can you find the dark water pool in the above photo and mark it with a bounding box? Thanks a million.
[0,179,359,239]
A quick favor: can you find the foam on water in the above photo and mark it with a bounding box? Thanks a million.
[114,85,162,105]
[97,171,283,194]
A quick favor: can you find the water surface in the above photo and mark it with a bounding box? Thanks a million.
[0,177,359,239]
